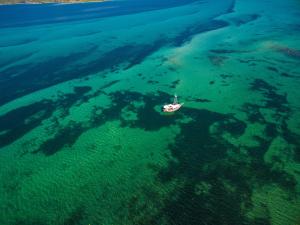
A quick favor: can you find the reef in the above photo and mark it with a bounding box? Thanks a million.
[272,45,300,59]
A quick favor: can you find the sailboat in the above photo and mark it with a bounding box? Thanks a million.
[162,95,184,112]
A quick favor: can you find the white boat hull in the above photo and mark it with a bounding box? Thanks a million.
[163,103,183,112]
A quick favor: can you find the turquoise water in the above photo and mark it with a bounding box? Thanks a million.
[0,0,300,224]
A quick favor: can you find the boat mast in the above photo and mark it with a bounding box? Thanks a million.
[173,94,178,104]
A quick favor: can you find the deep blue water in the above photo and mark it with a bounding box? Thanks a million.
[0,0,234,106]
[0,0,299,224]
[0,0,198,28]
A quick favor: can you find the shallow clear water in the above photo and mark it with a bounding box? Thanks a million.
[0,0,300,224]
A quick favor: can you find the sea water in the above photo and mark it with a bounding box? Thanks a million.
[0,0,299,224]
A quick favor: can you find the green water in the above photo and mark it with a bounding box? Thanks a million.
[0,0,300,224]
